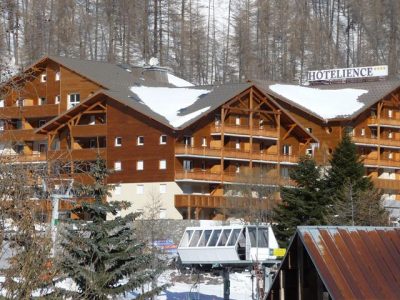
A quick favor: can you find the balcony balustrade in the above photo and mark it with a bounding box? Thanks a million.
[211,124,278,139]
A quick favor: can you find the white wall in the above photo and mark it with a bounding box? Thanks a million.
[108,181,184,219]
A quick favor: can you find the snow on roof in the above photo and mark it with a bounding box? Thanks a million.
[167,73,194,87]
[269,84,368,119]
[130,86,210,128]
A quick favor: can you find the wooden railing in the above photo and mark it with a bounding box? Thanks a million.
[0,104,59,119]
[48,148,106,161]
[175,145,299,164]
[0,129,46,142]
[352,136,400,148]
[71,124,107,137]
[175,194,279,210]
[0,153,47,163]
[210,124,278,139]
[368,117,400,127]
[362,157,400,168]
[175,169,296,186]
[371,178,400,191]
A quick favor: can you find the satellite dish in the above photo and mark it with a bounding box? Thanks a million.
[149,57,159,67]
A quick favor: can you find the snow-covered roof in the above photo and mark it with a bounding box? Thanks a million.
[130,86,210,128]
[269,84,368,119]
[167,73,194,87]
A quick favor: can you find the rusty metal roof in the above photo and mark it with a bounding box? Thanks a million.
[298,226,400,299]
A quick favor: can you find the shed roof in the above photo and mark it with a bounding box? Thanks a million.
[280,226,400,299]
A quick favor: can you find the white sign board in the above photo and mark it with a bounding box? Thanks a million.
[307,65,388,82]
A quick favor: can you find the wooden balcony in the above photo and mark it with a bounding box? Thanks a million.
[71,124,107,137]
[0,129,46,142]
[47,148,106,161]
[362,157,400,169]
[175,169,296,186]
[211,124,278,139]
[0,104,59,119]
[368,117,400,128]
[352,136,400,148]
[175,145,299,164]
[371,178,400,191]
[175,194,278,211]
[0,153,46,163]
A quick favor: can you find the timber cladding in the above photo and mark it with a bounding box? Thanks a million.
[106,100,175,184]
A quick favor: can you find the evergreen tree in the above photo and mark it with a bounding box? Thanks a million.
[324,134,388,226]
[273,156,325,246]
[56,157,166,299]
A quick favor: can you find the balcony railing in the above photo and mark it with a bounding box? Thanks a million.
[211,124,278,139]
[175,145,299,164]
[0,104,59,119]
[48,148,106,161]
[71,124,107,137]
[368,117,400,128]
[0,153,46,163]
[0,129,46,142]
[352,136,400,148]
[175,169,296,186]
[371,178,400,191]
[175,194,278,210]
[362,157,400,169]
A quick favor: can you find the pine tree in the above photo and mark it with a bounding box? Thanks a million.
[324,134,388,226]
[273,156,325,246]
[56,157,167,299]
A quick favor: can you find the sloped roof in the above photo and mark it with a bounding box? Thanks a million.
[297,226,400,299]
[256,80,400,122]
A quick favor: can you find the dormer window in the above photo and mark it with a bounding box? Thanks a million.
[40,74,47,83]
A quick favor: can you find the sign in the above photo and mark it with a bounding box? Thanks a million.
[153,239,177,255]
[270,248,286,257]
[307,65,388,82]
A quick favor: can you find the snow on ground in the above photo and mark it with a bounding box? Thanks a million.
[269,84,368,119]
[167,73,194,87]
[130,86,211,128]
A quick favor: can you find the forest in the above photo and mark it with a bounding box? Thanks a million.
[0,0,399,84]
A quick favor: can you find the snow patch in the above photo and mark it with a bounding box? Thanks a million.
[167,73,194,87]
[270,84,368,119]
[130,86,211,128]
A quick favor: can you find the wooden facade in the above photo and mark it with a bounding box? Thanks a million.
[1,56,400,220]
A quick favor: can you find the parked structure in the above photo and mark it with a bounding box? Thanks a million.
[1,56,400,220]
[266,226,400,300]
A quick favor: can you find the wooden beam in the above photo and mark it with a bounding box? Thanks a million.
[221,106,276,114]
[282,124,296,141]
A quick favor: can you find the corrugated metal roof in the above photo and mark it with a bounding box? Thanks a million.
[298,226,400,299]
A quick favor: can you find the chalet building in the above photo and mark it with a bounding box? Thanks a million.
[1,56,400,221]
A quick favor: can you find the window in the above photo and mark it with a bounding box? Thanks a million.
[114,161,122,171]
[306,127,313,133]
[38,120,47,127]
[201,160,206,171]
[89,139,96,148]
[215,114,221,126]
[17,99,24,107]
[281,167,290,178]
[388,131,393,139]
[235,116,240,126]
[16,119,23,129]
[183,160,193,171]
[39,143,47,153]
[202,137,207,147]
[68,93,80,109]
[361,128,365,136]
[159,184,167,194]
[40,74,47,83]
[371,109,376,118]
[137,136,144,146]
[160,135,167,144]
[115,137,122,147]
[137,160,144,170]
[371,128,377,139]
[114,185,122,195]
[55,95,60,104]
[388,109,393,118]
[39,97,47,106]
[235,139,240,150]
[136,184,144,194]
[183,136,192,147]
[0,99,4,107]
[306,148,313,156]
[388,152,393,160]
[159,209,167,219]
[16,144,24,154]
[235,164,240,173]
[283,144,292,155]
[89,115,96,125]
[0,120,4,131]
[259,119,264,129]
[159,159,167,170]
[55,71,60,81]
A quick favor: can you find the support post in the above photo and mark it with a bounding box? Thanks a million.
[223,268,230,300]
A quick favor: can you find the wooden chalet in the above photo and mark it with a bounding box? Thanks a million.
[1,56,400,220]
